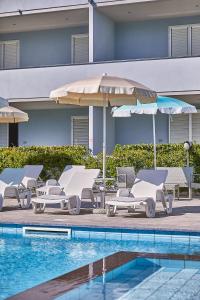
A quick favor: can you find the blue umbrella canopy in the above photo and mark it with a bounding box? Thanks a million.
[112,96,197,169]
[112,96,197,117]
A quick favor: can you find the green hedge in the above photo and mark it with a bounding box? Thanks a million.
[0,144,199,180]
[0,146,87,180]
[85,144,200,177]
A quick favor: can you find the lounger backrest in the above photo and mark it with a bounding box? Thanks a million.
[117,167,135,188]
[58,165,85,187]
[0,168,25,185]
[131,169,168,200]
[63,169,100,197]
[157,167,193,185]
[23,165,43,179]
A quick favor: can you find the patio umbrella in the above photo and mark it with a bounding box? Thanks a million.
[112,96,197,169]
[50,74,157,180]
[0,106,29,123]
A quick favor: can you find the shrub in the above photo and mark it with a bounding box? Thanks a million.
[0,144,199,180]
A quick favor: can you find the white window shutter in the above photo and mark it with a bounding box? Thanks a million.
[4,41,19,69]
[170,26,189,57]
[192,113,200,143]
[0,43,3,70]
[0,125,8,147]
[191,25,200,56]
[72,35,89,64]
[170,115,189,143]
[72,117,89,146]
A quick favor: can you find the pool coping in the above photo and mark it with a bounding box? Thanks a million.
[8,251,200,300]
[1,221,200,236]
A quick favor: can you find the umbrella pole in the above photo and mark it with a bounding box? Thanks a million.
[152,114,157,169]
[103,105,106,182]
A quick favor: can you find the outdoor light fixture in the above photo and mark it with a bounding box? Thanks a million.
[184,141,192,167]
[184,141,192,151]
[88,0,96,6]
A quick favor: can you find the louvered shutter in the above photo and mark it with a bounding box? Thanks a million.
[191,25,200,56]
[4,41,19,69]
[0,43,3,70]
[72,35,89,64]
[0,125,8,147]
[192,113,200,143]
[170,115,189,143]
[72,117,89,146]
[170,26,189,57]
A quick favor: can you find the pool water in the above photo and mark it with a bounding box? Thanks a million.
[57,258,200,300]
[1,226,200,299]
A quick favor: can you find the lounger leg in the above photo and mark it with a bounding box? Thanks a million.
[145,200,156,218]
[106,204,116,217]
[32,202,45,214]
[0,194,3,211]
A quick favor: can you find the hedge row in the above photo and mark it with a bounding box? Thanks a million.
[0,146,88,180]
[0,144,199,179]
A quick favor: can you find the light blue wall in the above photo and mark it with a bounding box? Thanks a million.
[115,113,168,145]
[92,8,115,61]
[116,15,200,60]
[90,107,115,154]
[18,108,88,146]
[0,26,88,68]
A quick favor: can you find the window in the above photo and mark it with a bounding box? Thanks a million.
[169,112,200,144]
[169,24,200,57]
[71,116,89,146]
[0,40,20,69]
[0,124,8,147]
[71,34,89,64]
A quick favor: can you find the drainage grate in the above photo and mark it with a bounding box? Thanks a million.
[22,226,72,238]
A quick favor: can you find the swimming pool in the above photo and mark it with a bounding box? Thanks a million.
[1,224,200,299]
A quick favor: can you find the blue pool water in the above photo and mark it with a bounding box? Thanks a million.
[1,225,200,299]
[57,258,200,300]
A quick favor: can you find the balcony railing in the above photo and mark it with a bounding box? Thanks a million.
[0,56,199,100]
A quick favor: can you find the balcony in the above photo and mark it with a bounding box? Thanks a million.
[0,56,200,101]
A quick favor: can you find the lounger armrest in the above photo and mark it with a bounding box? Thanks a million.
[81,188,94,202]
[46,179,58,186]
[26,178,37,189]
[156,189,165,202]
[48,186,63,195]
[116,188,130,197]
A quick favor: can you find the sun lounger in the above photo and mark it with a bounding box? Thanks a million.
[32,168,100,214]
[22,165,43,190]
[106,169,172,218]
[117,167,135,188]
[0,168,31,210]
[157,167,193,199]
[36,165,85,196]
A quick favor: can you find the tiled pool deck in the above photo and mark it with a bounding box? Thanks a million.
[0,198,200,232]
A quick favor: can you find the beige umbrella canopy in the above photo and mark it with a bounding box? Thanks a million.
[50,75,157,106]
[0,106,29,123]
[50,74,157,182]
[0,97,28,123]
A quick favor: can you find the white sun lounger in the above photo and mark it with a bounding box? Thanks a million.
[22,165,43,190]
[32,168,100,214]
[106,169,172,218]
[36,165,85,196]
[0,168,31,210]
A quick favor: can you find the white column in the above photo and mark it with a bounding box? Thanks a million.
[102,106,106,181]
[189,113,192,142]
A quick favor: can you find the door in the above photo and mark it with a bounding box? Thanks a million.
[9,124,18,147]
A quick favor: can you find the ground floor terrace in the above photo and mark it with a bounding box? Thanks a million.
[1,94,200,153]
[1,197,200,232]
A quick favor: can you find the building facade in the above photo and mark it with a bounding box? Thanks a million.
[0,0,200,153]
